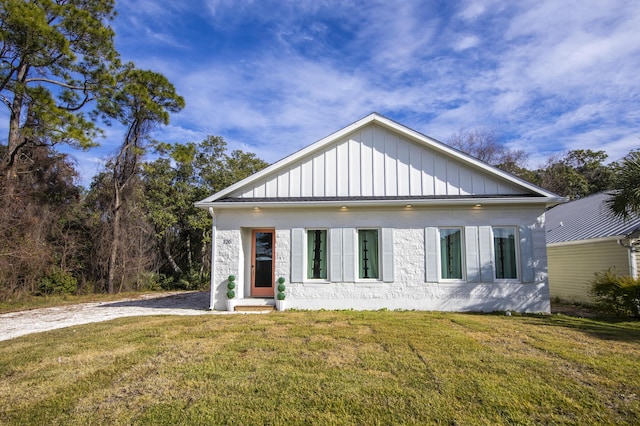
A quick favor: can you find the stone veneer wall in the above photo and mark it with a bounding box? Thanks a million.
[210,205,550,313]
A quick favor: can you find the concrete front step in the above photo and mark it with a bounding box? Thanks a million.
[231,298,275,312]
[234,305,275,312]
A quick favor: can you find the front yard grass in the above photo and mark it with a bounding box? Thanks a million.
[1,310,639,425]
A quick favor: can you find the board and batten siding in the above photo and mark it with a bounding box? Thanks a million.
[233,124,523,199]
[547,239,630,303]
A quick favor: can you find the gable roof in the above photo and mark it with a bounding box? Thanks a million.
[196,113,565,209]
[546,192,640,244]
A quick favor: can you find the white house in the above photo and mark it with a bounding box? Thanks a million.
[195,113,565,312]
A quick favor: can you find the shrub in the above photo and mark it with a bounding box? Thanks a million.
[160,270,209,291]
[227,275,236,299]
[37,270,78,296]
[277,277,285,300]
[591,269,640,317]
[136,272,164,291]
[181,270,209,290]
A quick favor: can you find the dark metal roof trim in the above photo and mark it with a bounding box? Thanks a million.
[216,194,540,203]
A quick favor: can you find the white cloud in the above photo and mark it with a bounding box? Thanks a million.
[68,154,106,188]
[114,0,191,50]
[503,0,640,91]
[453,35,480,52]
[458,0,493,21]
[600,134,640,162]
[491,91,527,115]
[166,0,640,167]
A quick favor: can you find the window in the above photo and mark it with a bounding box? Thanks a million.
[358,229,379,279]
[440,228,462,279]
[307,230,327,279]
[494,227,517,279]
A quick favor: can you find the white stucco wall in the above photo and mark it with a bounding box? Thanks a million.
[210,204,550,313]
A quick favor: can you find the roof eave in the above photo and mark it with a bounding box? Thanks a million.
[195,196,566,210]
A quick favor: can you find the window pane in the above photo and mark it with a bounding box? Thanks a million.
[358,229,379,279]
[494,227,517,279]
[307,230,327,279]
[440,228,462,279]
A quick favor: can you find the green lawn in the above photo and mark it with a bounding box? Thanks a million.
[1,311,639,425]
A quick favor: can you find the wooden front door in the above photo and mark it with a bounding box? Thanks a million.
[251,229,275,297]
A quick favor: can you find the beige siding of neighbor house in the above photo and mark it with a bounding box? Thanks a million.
[548,239,630,303]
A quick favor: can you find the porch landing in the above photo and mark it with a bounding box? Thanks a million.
[233,298,275,312]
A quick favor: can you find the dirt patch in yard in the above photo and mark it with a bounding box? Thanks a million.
[551,301,601,318]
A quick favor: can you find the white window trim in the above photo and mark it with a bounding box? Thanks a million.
[437,227,467,282]
[491,226,521,283]
[304,228,330,283]
[356,228,381,282]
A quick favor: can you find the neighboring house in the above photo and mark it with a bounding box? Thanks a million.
[546,192,640,303]
[195,113,564,312]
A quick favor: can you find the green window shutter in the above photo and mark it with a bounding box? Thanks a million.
[519,226,535,283]
[425,227,438,282]
[291,228,304,282]
[465,226,480,282]
[329,228,343,282]
[342,228,356,282]
[478,226,494,282]
[381,228,394,282]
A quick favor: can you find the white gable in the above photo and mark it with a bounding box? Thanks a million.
[196,113,562,207]
[233,123,524,199]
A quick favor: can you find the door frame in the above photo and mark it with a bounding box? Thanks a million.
[251,228,275,297]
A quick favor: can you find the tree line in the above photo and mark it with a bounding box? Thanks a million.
[0,1,637,301]
[447,128,639,218]
[0,0,267,300]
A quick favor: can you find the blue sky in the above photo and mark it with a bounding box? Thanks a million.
[20,1,640,184]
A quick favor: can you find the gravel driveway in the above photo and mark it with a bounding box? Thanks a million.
[0,291,233,342]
